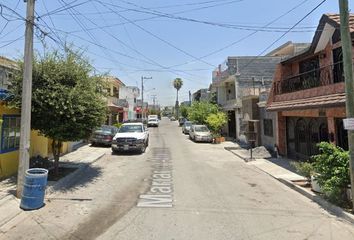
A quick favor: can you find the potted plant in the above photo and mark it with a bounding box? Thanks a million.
[205,112,227,144]
[291,161,314,187]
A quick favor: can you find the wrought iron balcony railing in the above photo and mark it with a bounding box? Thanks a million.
[275,62,344,95]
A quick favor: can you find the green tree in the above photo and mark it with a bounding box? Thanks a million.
[179,105,189,119]
[188,102,219,124]
[205,112,227,137]
[10,49,107,175]
[173,78,183,117]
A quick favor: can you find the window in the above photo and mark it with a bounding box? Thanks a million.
[332,47,344,83]
[263,119,273,137]
[1,115,21,153]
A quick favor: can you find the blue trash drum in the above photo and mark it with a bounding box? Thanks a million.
[20,168,48,210]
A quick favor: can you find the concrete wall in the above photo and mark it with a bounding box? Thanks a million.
[259,107,277,151]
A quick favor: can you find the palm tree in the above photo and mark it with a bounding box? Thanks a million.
[173,78,183,117]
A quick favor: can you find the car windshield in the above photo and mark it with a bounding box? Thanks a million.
[97,126,115,133]
[184,122,192,126]
[119,125,143,133]
[194,126,209,132]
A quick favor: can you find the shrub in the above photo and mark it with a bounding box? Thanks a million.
[291,161,313,182]
[205,112,227,138]
[113,122,123,129]
[311,142,350,206]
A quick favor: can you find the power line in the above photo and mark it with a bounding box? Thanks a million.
[55,1,209,82]
[39,0,93,18]
[240,0,327,70]
[100,0,317,33]
[97,1,216,68]
[167,0,312,69]
[0,35,24,49]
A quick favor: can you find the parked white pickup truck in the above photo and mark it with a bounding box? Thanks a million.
[111,122,149,154]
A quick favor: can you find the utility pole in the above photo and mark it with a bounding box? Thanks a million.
[17,0,35,198]
[141,76,144,119]
[151,94,157,111]
[339,0,354,209]
[189,90,191,105]
[141,76,152,119]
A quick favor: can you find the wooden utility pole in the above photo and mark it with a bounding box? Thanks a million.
[339,0,354,208]
[141,76,144,119]
[17,0,35,198]
[141,76,152,119]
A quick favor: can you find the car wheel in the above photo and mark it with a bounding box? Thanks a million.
[140,144,146,154]
[146,138,149,147]
[112,149,119,154]
[91,142,95,146]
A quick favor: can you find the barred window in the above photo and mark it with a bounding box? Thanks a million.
[1,115,21,153]
[263,119,273,137]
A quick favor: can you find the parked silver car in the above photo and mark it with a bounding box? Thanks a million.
[189,125,213,143]
[182,121,193,134]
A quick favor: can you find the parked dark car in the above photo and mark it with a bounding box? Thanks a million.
[178,117,186,126]
[90,125,119,146]
[182,121,193,134]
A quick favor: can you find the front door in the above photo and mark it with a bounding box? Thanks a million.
[228,111,236,138]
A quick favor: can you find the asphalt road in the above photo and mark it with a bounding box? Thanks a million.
[2,118,354,240]
[97,118,354,240]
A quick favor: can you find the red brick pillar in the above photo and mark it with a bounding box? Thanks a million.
[277,112,287,156]
[327,117,336,144]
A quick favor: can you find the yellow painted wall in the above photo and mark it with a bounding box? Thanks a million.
[31,132,70,158]
[30,130,49,157]
[0,104,72,179]
[0,104,20,179]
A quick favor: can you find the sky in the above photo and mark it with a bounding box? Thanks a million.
[0,0,353,106]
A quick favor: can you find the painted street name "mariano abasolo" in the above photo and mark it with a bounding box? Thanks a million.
[137,148,173,208]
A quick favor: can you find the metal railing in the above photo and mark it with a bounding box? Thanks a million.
[275,62,344,95]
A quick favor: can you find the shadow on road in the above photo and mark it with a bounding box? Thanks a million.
[51,164,103,193]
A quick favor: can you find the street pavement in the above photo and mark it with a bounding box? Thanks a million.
[1,118,354,239]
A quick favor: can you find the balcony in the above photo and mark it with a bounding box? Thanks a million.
[274,62,344,95]
[220,98,241,110]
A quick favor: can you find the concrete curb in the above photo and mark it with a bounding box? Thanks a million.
[224,147,257,162]
[278,178,354,225]
[46,152,106,195]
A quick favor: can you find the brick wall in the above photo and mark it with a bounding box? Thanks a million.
[274,82,345,102]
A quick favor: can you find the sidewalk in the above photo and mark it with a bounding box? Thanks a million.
[0,144,108,232]
[223,140,354,224]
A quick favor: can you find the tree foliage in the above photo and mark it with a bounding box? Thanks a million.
[205,112,227,137]
[173,78,183,92]
[311,142,350,206]
[187,102,219,125]
[10,49,107,174]
[179,105,189,119]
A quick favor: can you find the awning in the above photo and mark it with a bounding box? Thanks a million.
[267,93,346,111]
[108,104,124,113]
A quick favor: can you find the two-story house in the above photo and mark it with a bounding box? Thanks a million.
[212,56,281,140]
[119,86,140,120]
[192,88,210,102]
[267,14,354,159]
[104,76,128,125]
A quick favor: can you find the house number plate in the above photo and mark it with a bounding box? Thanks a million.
[343,118,354,130]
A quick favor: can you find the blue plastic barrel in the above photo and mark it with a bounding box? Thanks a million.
[20,168,48,210]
